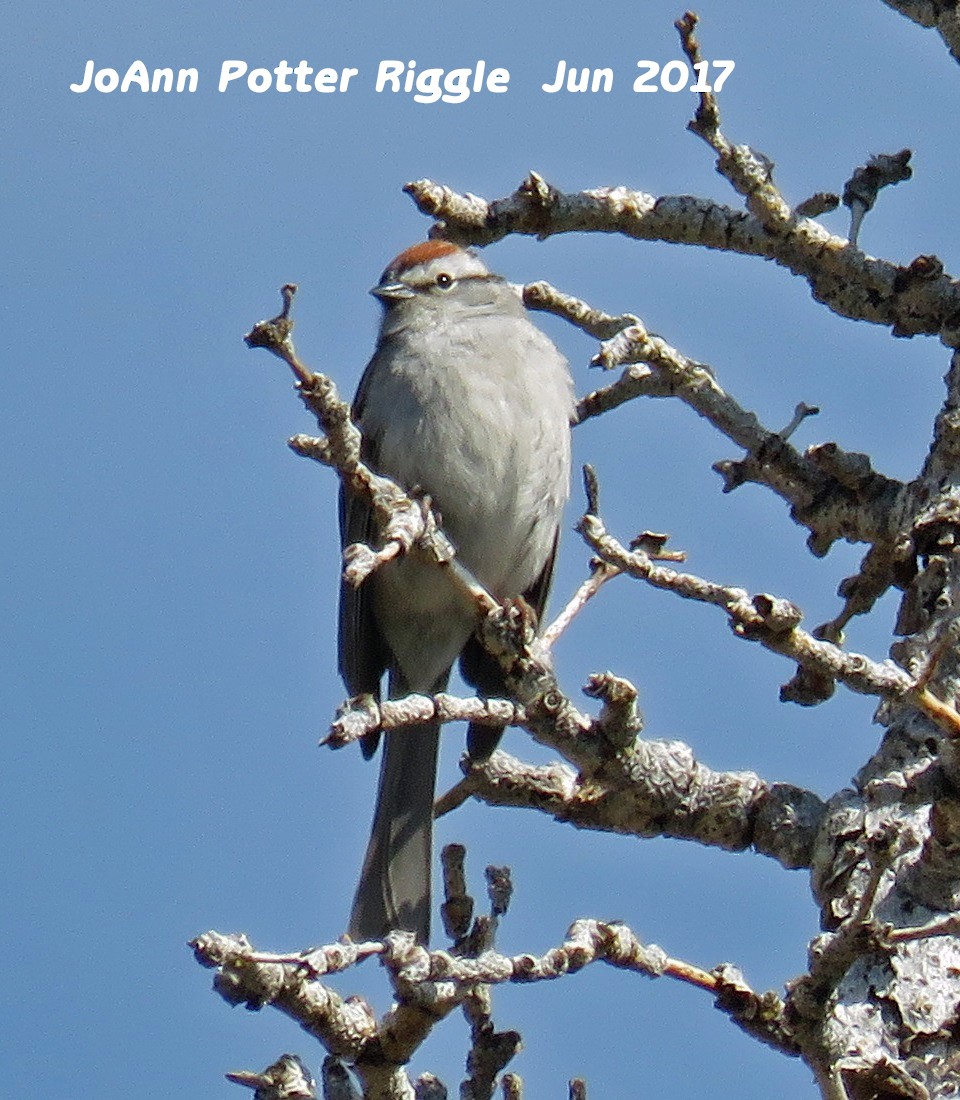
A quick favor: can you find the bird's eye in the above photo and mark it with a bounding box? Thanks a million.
[435,272,454,289]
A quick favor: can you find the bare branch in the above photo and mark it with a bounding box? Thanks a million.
[920,350,960,485]
[581,320,820,484]
[405,171,960,342]
[192,931,466,1098]
[501,1076,522,1100]
[680,14,912,256]
[440,844,474,942]
[884,910,960,944]
[191,931,382,1063]
[235,33,960,1085]
[842,151,913,246]
[582,508,932,704]
[577,506,960,743]
[326,693,525,750]
[333,664,822,869]
[452,855,519,1100]
[819,542,909,645]
[226,1054,317,1100]
[880,0,960,65]
[575,317,907,556]
[540,560,621,650]
[414,1075,447,1100]
[521,280,640,340]
[787,539,913,705]
[460,999,521,1100]
[677,12,794,232]
[193,921,800,1065]
[444,746,824,871]
[327,557,826,868]
[583,672,643,747]
[795,192,840,218]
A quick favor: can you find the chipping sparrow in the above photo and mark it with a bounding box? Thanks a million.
[341,241,574,942]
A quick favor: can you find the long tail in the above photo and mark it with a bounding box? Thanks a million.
[349,686,440,943]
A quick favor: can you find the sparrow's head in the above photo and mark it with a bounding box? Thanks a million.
[372,240,528,345]
[372,240,494,302]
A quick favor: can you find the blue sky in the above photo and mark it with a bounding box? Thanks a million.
[5,2,958,1097]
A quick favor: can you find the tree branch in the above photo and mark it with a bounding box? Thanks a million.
[578,506,960,740]
[439,745,825,872]
[578,316,907,556]
[525,272,908,564]
[919,350,960,485]
[880,0,960,65]
[325,694,525,750]
[226,1054,318,1100]
[677,11,794,232]
[191,919,801,1074]
[403,171,960,342]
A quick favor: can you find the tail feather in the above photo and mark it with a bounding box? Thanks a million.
[349,709,440,943]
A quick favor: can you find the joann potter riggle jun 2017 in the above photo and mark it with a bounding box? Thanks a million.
[68,57,736,98]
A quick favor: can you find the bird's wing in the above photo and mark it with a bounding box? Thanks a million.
[459,525,561,759]
[337,363,389,758]
[523,525,561,624]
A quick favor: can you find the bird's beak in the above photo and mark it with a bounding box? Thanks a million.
[370,281,415,301]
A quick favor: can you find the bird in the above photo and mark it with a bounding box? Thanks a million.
[340,240,574,943]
